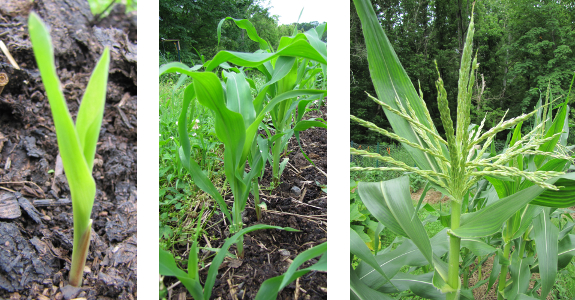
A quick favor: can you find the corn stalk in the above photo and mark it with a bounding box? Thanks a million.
[351,0,575,299]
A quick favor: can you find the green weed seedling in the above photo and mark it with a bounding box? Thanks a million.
[29,12,110,287]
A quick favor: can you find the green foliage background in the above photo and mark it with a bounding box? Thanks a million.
[159,0,326,64]
[351,0,575,144]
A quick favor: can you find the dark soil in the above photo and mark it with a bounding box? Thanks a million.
[0,0,136,299]
[167,104,328,299]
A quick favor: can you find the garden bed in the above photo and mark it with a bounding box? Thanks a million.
[166,104,327,299]
[0,0,136,298]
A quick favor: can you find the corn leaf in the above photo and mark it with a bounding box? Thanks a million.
[379,272,445,299]
[454,173,575,238]
[28,12,109,225]
[159,247,203,299]
[460,238,497,257]
[532,208,559,299]
[557,234,575,270]
[503,251,533,300]
[217,17,270,51]
[352,0,443,174]
[358,177,434,269]
[205,40,326,71]
[350,229,392,285]
[351,266,395,300]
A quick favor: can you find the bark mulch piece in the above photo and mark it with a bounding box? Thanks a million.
[167,103,327,299]
[0,0,136,298]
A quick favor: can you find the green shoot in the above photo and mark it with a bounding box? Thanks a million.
[29,12,110,287]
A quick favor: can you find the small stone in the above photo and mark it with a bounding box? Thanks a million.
[60,285,81,300]
[279,249,290,256]
[98,211,108,217]
[43,215,51,221]
[290,186,301,196]
[84,266,91,273]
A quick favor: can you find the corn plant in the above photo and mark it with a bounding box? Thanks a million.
[350,0,575,299]
[159,205,325,300]
[29,13,110,287]
[160,17,326,257]
[216,18,327,185]
[159,64,324,258]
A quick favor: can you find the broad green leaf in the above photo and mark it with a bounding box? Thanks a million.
[534,102,568,167]
[454,174,575,238]
[503,251,533,300]
[279,242,326,290]
[350,229,392,284]
[351,266,395,300]
[510,205,542,240]
[358,180,407,237]
[265,56,296,90]
[379,272,446,300]
[461,238,497,257]
[160,64,245,172]
[224,71,255,128]
[217,17,270,51]
[352,0,443,175]
[530,174,575,207]
[159,247,204,299]
[293,120,327,131]
[205,40,326,71]
[358,178,434,268]
[557,234,575,269]
[532,208,558,299]
[355,229,450,290]
[255,246,325,300]
[488,253,502,290]
[176,82,232,224]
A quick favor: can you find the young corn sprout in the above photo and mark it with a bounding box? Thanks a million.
[29,12,110,287]
[351,0,575,299]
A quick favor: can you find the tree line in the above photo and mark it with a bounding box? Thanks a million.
[160,0,326,65]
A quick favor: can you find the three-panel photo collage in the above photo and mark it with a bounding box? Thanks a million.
[0,0,574,299]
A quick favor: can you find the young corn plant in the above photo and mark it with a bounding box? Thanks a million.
[217,18,327,185]
[159,65,324,258]
[160,18,326,257]
[29,13,110,287]
[160,205,326,300]
[350,0,575,299]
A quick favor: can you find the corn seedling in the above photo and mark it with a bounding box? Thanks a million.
[29,13,110,287]
[159,205,324,300]
[350,0,575,299]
